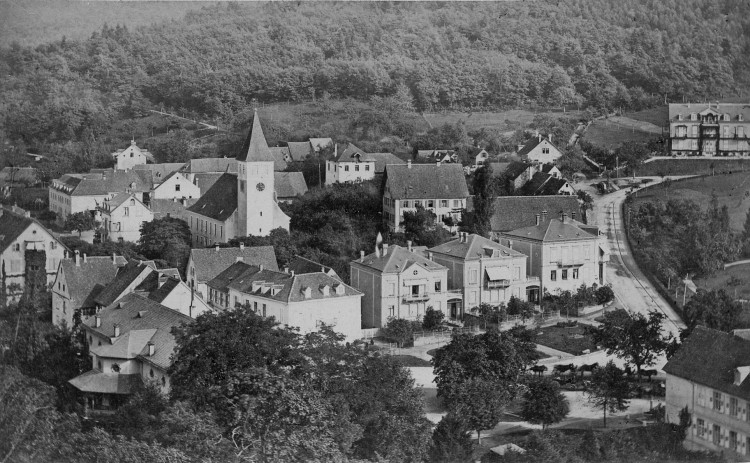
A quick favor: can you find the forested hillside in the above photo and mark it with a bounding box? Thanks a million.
[1,0,749,166]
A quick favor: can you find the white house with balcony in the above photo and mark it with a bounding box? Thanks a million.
[349,243,449,329]
[428,233,540,320]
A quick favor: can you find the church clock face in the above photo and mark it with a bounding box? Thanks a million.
[256,182,265,191]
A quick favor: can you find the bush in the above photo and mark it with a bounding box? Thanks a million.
[596,285,615,305]
[555,320,578,328]
[384,317,421,347]
[423,306,445,331]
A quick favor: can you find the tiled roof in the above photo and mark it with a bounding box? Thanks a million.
[287,255,338,278]
[193,173,225,194]
[207,261,255,293]
[218,262,361,303]
[59,256,127,309]
[429,233,525,260]
[274,172,308,199]
[664,326,750,401]
[519,172,572,196]
[489,196,581,232]
[238,111,276,163]
[94,260,154,306]
[668,103,750,122]
[53,169,152,197]
[188,172,305,220]
[269,146,292,171]
[503,218,596,242]
[85,292,192,369]
[353,245,447,274]
[536,177,571,195]
[503,161,532,180]
[384,164,469,200]
[0,206,64,254]
[149,198,198,220]
[69,370,142,394]
[179,158,237,174]
[190,245,278,284]
[367,152,404,174]
[147,277,182,303]
[133,163,184,183]
[517,138,543,156]
[286,141,313,161]
[111,141,151,161]
[333,143,366,162]
[187,173,237,221]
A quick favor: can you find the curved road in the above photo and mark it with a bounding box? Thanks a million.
[587,178,686,339]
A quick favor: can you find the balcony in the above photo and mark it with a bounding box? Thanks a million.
[487,279,511,289]
[403,293,430,303]
[551,259,585,268]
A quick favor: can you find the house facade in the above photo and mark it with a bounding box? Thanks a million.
[382,162,469,232]
[669,103,750,157]
[69,293,191,416]
[664,327,750,458]
[325,144,402,185]
[186,244,279,299]
[99,193,154,243]
[207,261,362,341]
[498,214,607,297]
[150,171,200,200]
[428,233,540,320]
[112,140,151,171]
[488,195,582,238]
[0,206,67,302]
[349,243,449,329]
[517,135,562,164]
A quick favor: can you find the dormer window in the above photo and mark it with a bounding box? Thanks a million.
[320,285,330,296]
[691,113,697,121]
[677,114,683,121]
[734,366,750,386]
[303,287,312,299]
[335,284,345,295]
[740,114,744,122]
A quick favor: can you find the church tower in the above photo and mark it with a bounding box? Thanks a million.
[237,111,278,237]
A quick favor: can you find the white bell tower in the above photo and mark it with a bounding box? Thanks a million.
[237,111,277,237]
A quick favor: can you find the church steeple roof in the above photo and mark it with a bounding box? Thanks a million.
[237,110,276,162]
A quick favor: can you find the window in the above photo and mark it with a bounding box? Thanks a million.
[435,281,441,292]
[562,269,568,280]
[550,270,557,281]
[97,360,102,370]
[239,180,245,192]
[440,200,448,207]
[365,165,370,171]
[714,391,723,411]
[345,165,349,171]
[253,301,258,312]
[696,418,706,439]
[50,241,57,250]
[713,425,721,446]
[411,284,420,296]
[175,184,181,192]
[730,431,738,451]
[388,306,395,317]
[403,200,410,208]
[388,283,395,296]
[453,200,460,207]
[730,397,739,417]
[112,363,120,373]
[355,165,359,171]
[124,207,129,216]
[162,377,166,387]
[572,269,579,279]
[470,269,478,284]
[12,243,20,252]
[542,148,550,154]
[262,304,267,317]
[427,200,434,208]
[150,368,154,378]
[415,200,422,207]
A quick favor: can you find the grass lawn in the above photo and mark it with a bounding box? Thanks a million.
[583,118,659,149]
[636,158,750,177]
[630,171,750,232]
[423,108,583,132]
[531,324,597,355]
[624,107,668,127]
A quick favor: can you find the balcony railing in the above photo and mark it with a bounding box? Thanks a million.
[487,279,511,289]
[403,293,430,303]
[552,259,585,267]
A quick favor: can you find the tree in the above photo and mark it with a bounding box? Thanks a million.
[520,378,570,429]
[577,190,593,219]
[64,211,96,236]
[469,163,496,236]
[593,309,671,379]
[507,296,535,321]
[138,217,192,272]
[683,288,742,334]
[595,285,615,305]
[428,413,473,463]
[471,302,504,329]
[422,306,445,331]
[384,317,420,347]
[586,361,630,427]
[399,205,452,247]
[448,377,511,444]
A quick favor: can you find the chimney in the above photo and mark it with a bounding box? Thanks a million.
[215,244,220,252]
[407,159,412,169]
[83,253,87,263]
[428,251,434,261]
[538,133,542,142]
[291,270,295,277]
[74,250,80,266]
[284,266,289,273]
[113,324,120,337]
[508,239,513,249]
[571,211,576,221]
[95,315,101,328]
[239,242,245,250]
[148,342,155,356]
[541,210,548,222]
[562,212,568,223]
[360,250,365,262]
[436,160,441,167]
[259,265,264,271]
[112,252,117,263]
[24,210,30,218]
[548,134,553,143]
[535,214,540,226]
[181,197,187,206]
[407,240,412,252]
[64,250,68,259]
[383,243,389,256]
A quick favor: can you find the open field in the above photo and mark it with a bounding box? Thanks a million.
[695,264,750,301]
[583,117,660,149]
[531,324,597,356]
[630,171,750,232]
[636,158,750,176]
[623,107,668,127]
[422,108,583,132]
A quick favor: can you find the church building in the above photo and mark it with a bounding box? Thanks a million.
[185,112,290,247]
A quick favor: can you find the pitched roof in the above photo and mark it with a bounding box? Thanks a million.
[489,196,581,232]
[59,256,128,309]
[237,111,276,163]
[179,158,237,174]
[193,172,225,193]
[367,152,404,174]
[503,218,596,242]
[111,141,152,161]
[287,255,339,278]
[187,172,304,221]
[503,161,532,180]
[186,173,237,221]
[83,292,192,370]
[149,198,198,220]
[517,138,543,156]
[664,326,750,401]
[333,143,366,162]
[384,164,469,200]
[132,163,184,183]
[216,262,361,303]
[94,260,154,306]
[147,277,182,303]
[668,103,750,122]
[69,370,142,394]
[286,142,313,161]
[189,245,279,283]
[353,245,447,274]
[429,233,525,260]
[52,169,152,197]
[274,172,308,199]
[269,146,292,171]
[0,206,63,254]
[536,177,571,195]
